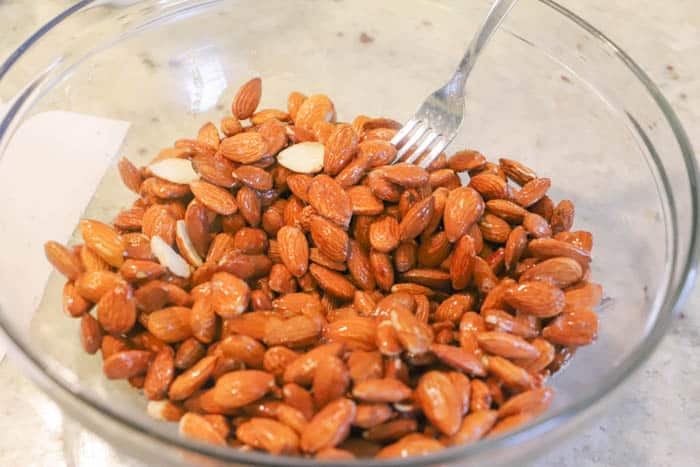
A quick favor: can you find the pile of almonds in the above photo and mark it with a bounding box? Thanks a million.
[44,77,602,459]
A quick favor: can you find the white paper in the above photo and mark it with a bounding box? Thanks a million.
[0,105,129,360]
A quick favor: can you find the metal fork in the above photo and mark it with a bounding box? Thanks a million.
[391,0,518,167]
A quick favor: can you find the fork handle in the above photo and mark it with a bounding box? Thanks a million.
[448,0,518,95]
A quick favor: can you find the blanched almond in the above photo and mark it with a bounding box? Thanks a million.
[149,158,199,184]
[151,235,191,278]
[277,142,325,174]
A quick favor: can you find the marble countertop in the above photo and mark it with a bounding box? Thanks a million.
[0,1,698,466]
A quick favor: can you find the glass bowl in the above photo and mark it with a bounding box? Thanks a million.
[0,0,696,465]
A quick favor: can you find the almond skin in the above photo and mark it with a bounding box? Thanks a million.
[146,306,192,343]
[220,132,269,164]
[169,355,218,400]
[443,187,485,242]
[450,235,475,290]
[237,417,300,454]
[514,177,551,207]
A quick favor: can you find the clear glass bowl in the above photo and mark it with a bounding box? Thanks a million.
[0,0,696,465]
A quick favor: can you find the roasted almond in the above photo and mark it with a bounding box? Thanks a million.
[45,241,83,280]
[80,219,125,267]
[300,398,355,453]
[443,187,485,242]
[212,370,276,409]
[415,371,461,436]
[542,308,598,346]
[231,77,262,120]
[503,281,565,318]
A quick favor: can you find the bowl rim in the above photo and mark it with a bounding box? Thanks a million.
[0,0,697,465]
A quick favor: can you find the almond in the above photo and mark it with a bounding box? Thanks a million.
[264,314,321,348]
[324,124,358,175]
[287,91,306,121]
[542,308,598,346]
[523,212,552,238]
[352,378,412,403]
[448,410,498,446]
[96,282,136,334]
[336,154,370,188]
[430,343,485,377]
[347,185,384,215]
[476,331,540,360]
[309,215,349,263]
[307,174,352,228]
[179,412,227,446]
[549,200,575,235]
[564,281,603,311]
[394,241,417,273]
[80,219,125,267]
[63,281,92,317]
[283,343,344,386]
[118,157,143,193]
[147,306,192,343]
[300,398,355,453]
[555,230,593,252]
[357,140,396,168]
[375,434,443,459]
[469,173,509,200]
[514,177,551,207]
[277,226,309,277]
[417,232,450,268]
[486,199,529,223]
[369,216,400,253]
[210,272,250,318]
[149,158,199,185]
[151,235,191,278]
[189,180,237,215]
[449,235,474,290]
[295,94,336,132]
[503,281,565,318]
[485,355,534,391]
[379,163,429,188]
[504,226,528,271]
[169,355,218,400]
[448,150,486,172]
[498,387,555,418]
[399,195,434,241]
[325,317,377,351]
[415,371,461,435]
[237,417,299,454]
[519,256,583,288]
[346,351,384,384]
[390,305,432,355]
[499,158,536,185]
[528,238,591,267]
[146,400,184,422]
[212,370,275,408]
[231,77,262,119]
[313,355,350,408]
[478,213,511,243]
[353,403,394,429]
[80,313,102,354]
[75,270,125,303]
[220,132,269,164]
[144,346,175,400]
[103,349,153,379]
[363,418,418,442]
[252,108,290,125]
[443,187,485,242]
[277,142,325,174]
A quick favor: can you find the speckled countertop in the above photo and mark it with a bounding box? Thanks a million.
[0,1,698,466]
